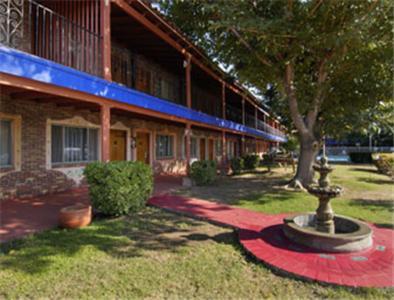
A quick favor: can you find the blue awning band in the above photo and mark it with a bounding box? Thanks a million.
[0,45,286,142]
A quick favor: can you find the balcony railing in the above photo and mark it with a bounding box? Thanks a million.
[0,0,102,76]
[257,119,286,138]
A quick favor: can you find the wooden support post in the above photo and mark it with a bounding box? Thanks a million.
[185,53,192,108]
[101,0,112,81]
[221,130,227,175]
[241,135,245,155]
[185,122,191,175]
[222,82,226,119]
[101,104,111,162]
[242,98,245,125]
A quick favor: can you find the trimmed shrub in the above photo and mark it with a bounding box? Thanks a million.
[230,157,244,175]
[84,161,153,216]
[190,160,217,185]
[373,153,394,179]
[243,154,260,170]
[348,152,372,164]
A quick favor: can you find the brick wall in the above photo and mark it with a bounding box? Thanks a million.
[0,95,100,200]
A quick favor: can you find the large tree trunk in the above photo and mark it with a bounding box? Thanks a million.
[288,134,319,189]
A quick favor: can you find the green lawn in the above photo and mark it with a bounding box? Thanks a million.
[0,164,393,299]
[177,164,394,227]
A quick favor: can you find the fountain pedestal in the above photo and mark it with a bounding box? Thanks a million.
[282,155,372,253]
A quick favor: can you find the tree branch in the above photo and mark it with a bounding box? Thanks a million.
[306,54,330,130]
[229,27,273,67]
[283,63,308,136]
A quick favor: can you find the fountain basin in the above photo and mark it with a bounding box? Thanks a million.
[283,213,372,253]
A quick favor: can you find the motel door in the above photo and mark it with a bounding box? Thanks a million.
[208,139,214,161]
[136,132,150,164]
[199,138,206,160]
[110,130,127,161]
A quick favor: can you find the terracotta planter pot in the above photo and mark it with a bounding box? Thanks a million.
[59,203,92,229]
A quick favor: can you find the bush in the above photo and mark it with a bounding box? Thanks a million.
[348,152,372,164]
[230,157,244,175]
[84,161,153,216]
[373,153,394,179]
[190,160,217,185]
[243,154,260,170]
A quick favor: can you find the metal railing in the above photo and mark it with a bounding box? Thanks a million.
[0,0,102,76]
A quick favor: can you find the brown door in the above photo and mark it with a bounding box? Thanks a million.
[136,132,150,164]
[208,139,214,161]
[199,138,206,160]
[110,130,126,161]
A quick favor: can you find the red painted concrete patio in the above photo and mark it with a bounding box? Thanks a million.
[149,194,394,288]
[0,175,182,243]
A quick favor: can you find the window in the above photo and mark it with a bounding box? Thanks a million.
[51,125,99,164]
[190,137,198,158]
[0,120,12,167]
[156,135,174,159]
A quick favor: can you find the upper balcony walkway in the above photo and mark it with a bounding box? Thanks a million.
[0,0,286,142]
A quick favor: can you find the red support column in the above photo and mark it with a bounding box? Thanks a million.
[101,104,111,162]
[185,122,191,175]
[185,53,192,109]
[185,53,192,175]
[221,130,227,175]
[101,0,112,81]
[242,98,245,125]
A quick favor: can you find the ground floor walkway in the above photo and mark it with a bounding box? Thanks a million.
[0,175,183,243]
[148,194,393,288]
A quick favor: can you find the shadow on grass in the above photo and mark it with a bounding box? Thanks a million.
[359,177,394,185]
[0,208,221,274]
[348,199,394,213]
[176,174,293,206]
[349,167,379,175]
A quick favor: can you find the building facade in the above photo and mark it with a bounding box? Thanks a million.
[0,0,286,200]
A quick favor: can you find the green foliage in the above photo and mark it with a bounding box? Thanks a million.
[348,152,372,164]
[84,161,153,216]
[163,0,393,139]
[190,160,217,185]
[230,157,244,175]
[243,154,260,170]
[282,135,299,153]
[373,153,394,178]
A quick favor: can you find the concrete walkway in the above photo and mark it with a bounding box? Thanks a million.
[0,175,183,243]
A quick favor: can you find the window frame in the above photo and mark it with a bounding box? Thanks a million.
[51,125,99,165]
[155,133,175,160]
[47,117,101,169]
[0,113,21,172]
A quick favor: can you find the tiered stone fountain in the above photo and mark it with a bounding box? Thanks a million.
[283,154,372,252]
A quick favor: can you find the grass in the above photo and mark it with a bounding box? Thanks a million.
[0,164,393,299]
[177,164,394,227]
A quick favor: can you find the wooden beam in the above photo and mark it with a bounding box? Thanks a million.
[101,0,112,80]
[185,53,192,109]
[242,98,245,125]
[185,122,191,175]
[10,91,57,100]
[221,130,227,175]
[101,104,111,162]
